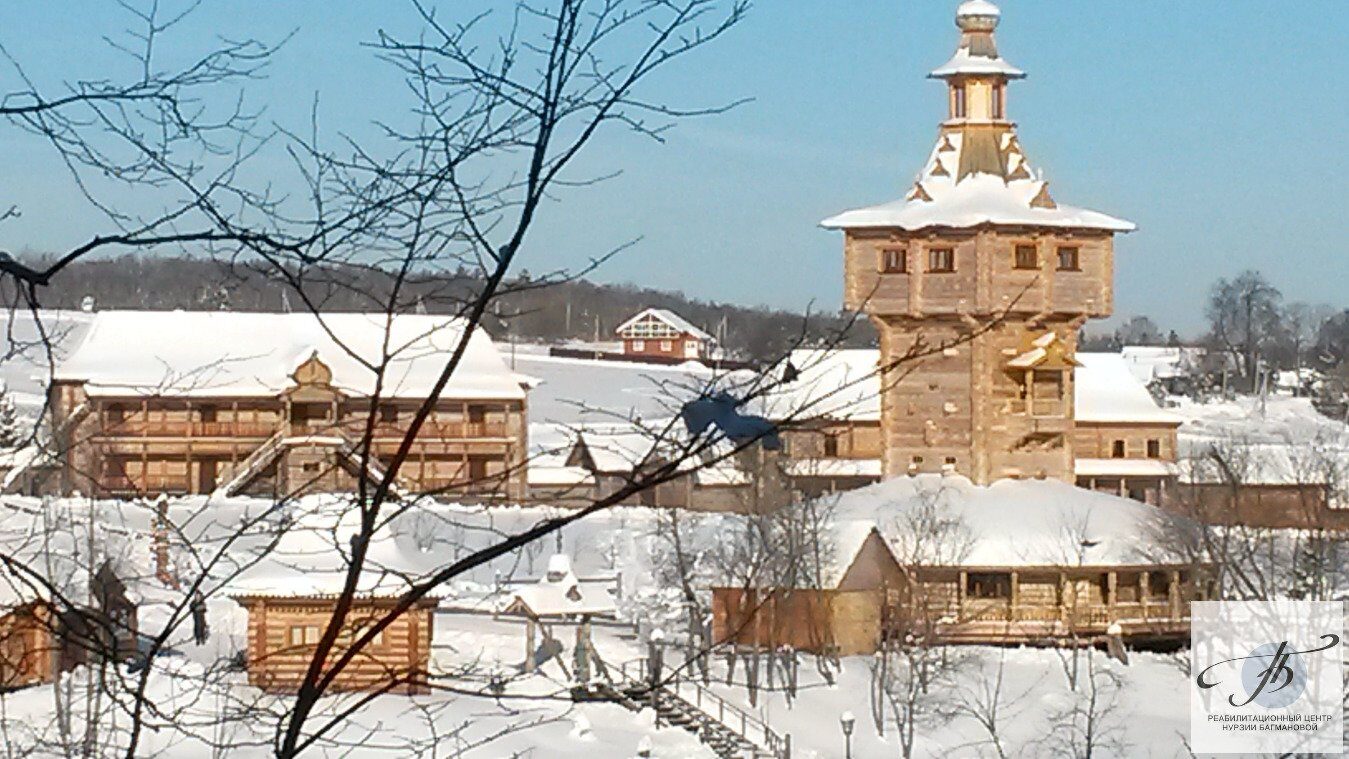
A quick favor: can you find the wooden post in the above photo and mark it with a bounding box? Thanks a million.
[1140,572,1150,620]
[1169,570,1181,619]
[524,618,537,673]
[1009,571,1019,620]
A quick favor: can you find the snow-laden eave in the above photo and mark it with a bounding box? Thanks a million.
[819,202,1137,234]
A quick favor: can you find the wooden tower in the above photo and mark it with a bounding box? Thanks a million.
[821,0,1134,484]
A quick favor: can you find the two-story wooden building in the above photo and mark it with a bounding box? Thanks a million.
[615,309,713,360]
[49,312,528,500]
[1072,353,1181,504]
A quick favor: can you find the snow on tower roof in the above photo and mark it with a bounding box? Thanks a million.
[1074,353,1182,425]
[614,308,712,341]
[54,311,526,401]
[820,134,1134,232]
[932,0,1022,79]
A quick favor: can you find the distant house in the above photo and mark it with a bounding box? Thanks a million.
[49,312,529,500]
[614,309,712,360]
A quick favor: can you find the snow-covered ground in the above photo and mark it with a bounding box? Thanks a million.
[0,488,1205,758]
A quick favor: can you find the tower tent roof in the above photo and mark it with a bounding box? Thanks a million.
[819,142,1135,232]
[822,1,1132,234]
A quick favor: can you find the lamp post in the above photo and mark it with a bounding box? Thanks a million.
[840,711,856,759]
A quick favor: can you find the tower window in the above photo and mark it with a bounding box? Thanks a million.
[953,85,967,119]
[823,434,839,457]
[927,248,955,273]
[1014,244,1038,270]
[881,248,907,273]
[992,84,1005,119]
[1112,440,1126,458]
[1147,439,1161,459]
[1057,246,1081,271]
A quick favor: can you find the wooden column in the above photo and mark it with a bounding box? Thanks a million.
[1106,571,1116,608]
[1169,570,1181,619]
[524,618,537,673]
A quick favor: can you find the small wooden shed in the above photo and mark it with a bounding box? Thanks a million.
[233,594,439,695]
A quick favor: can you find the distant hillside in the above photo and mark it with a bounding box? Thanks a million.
[27,254,875,362]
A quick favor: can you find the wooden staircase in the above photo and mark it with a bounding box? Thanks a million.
[576,659,789,759]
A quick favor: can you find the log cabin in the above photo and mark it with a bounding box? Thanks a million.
[712,475,1209,652]
[49,312,529,500]
[615,309,713,360]
[0,600,56,689]
[0,560,139,690]
[233,593,438,695]
[227,499,442,695]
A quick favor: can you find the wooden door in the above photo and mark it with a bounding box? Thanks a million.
[197,459,218,494]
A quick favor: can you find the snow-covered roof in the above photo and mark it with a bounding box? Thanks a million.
[820,159,1134,233]
[614,309,712,342]
[930,47,1024,79]
[226,496,445,599]
[1119,345,1205,383]
[573,425,664,474]
[1074,353,1182,425]
[1177,441,1348,488]
[0,500,154,613]
[957,0,1001,19]
[54,311,525,401]
[828,474,1183,569]
[527,465,595,487]
[757,349,881,422]
[503,555,616,618]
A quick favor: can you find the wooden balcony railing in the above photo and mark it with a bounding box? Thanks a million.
[102,421,278,438]
[99,419,511,439]
[1007,399,1065,417]
[101,476,191,493]
[355,421,510,439]
[933,600,1187,625]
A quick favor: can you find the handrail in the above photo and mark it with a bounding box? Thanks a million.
[616,657,791,758]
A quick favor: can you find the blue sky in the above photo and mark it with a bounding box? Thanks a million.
[1,1,1345,334]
